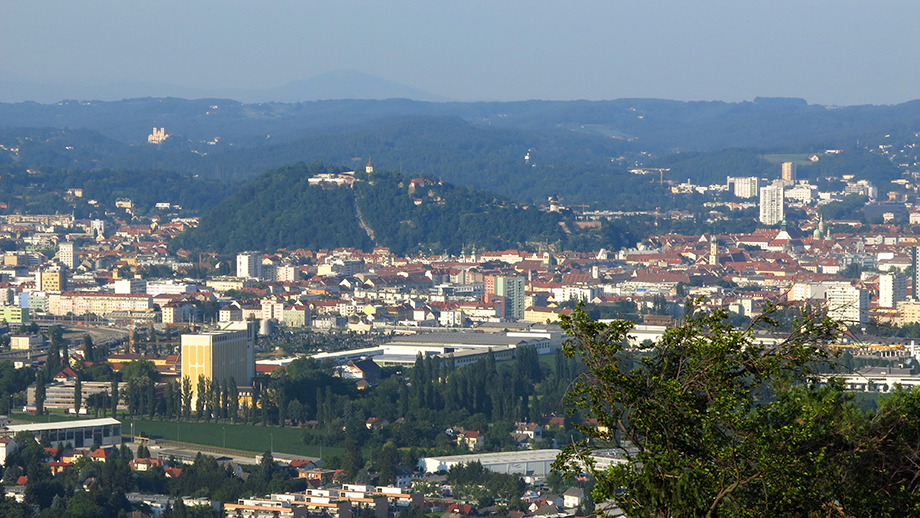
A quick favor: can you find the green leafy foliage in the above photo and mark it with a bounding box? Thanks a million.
[553,302,920,517]
[0,360,35,414]
[447,461,525,507]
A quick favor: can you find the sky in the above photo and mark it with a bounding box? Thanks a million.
[2,0,920,106]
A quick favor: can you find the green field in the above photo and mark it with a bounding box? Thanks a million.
[11,412,341,458]
[760,153,814,165]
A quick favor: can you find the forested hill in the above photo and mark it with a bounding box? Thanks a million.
[5,97,920,153]
[7,97,920,208]
[169,162,611,256]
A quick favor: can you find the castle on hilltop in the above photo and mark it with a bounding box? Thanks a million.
[148,127,169,144]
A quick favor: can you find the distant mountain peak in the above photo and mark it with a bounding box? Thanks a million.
[0,70,451,104]
[256,70,453,103]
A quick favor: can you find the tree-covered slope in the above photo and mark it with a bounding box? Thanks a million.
[170,162,588,256]
[170,162,374,254]
[6,97,920,153]
[354,169,569,255]
[5,97,918,210]
[0,163,239,218]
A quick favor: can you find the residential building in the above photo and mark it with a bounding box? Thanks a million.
[788,282,827,302]
[913,247,919,300]
[786,183,817,203]
[899,301,920,324]
[727,176,760,198]
[260,298,285,322]
[455,430,483,451]
[146,280,197,296]
[36,268,64,292]
[161,301,198,324]
[275,265,298,282]
[336,359,381,386]
[113,277,147,294]
[282,305,311,327]
[237,252,263,280]
[206,276,254,293]
[563,488,585,509]
[0,437,17,466]
[27,380,113,411]
[759,185,784,225]
[46,292,152,317]
[58,242,77,269]
[879,273,907,308]
[781,162,797,182]
[491,276,526,320]
[825,282,869,325]
[0,306,29,323]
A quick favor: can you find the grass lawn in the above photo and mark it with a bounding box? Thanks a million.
[11,411,341,458]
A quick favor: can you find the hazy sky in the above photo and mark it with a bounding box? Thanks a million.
[2,0,919,105]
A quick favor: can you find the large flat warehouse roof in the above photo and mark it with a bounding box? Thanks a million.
[7,418,121,432]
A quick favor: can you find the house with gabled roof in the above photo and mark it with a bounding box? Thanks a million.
[90,447,115,462]
[54,366,79,383]
[455,430,483,451]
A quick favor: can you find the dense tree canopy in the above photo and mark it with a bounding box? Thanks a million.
[554,302,920,518]
[171,162,616,255]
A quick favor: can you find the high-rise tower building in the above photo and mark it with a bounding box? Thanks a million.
[236,252,262,280]
[759,185,784,225]
[879,273,907,308]
[781,162,797,182]
[58,242,77,269]
[826,282,869,325]
[913,247,919,300]
[36,268,64,292]
[487,275,526,320]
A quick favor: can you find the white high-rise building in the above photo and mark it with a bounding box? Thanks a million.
[113,277,147,295]
[58,242,77,269]
[728,176,760,198]
[879,273,907,308]
[788,282,827,302]
[759,185,784,225]
[825,282,869,325]
[236,252,262,280]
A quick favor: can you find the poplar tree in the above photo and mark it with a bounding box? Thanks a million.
[110,379,119,417]
[73,376,82,414]
[181,376,192,421]
[34,371,45,415]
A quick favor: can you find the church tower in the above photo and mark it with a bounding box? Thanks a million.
[366,158,374,174]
